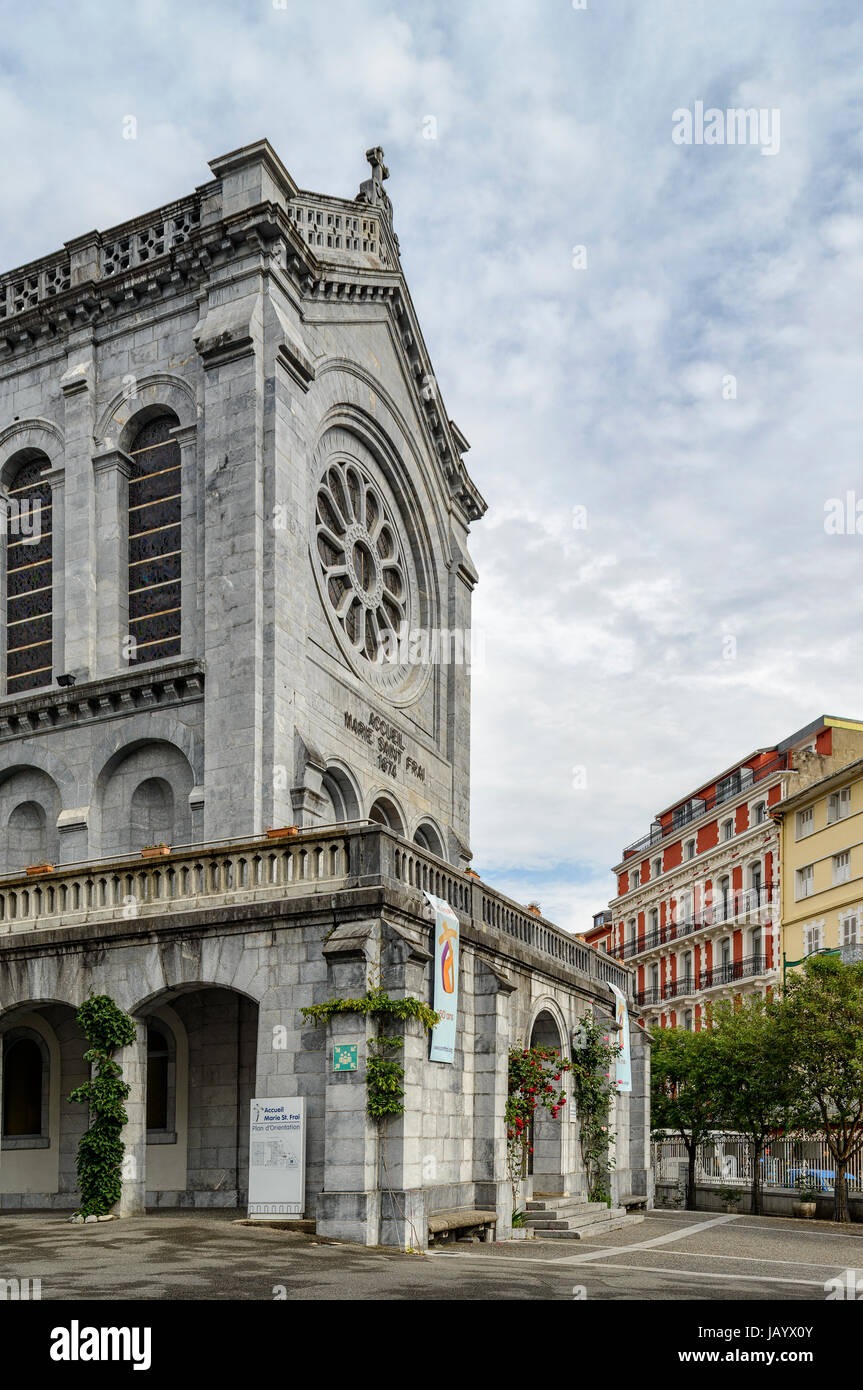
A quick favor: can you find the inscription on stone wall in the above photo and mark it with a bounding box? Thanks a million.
[343,709,426,783]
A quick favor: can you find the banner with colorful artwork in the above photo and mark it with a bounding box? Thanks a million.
[609,983,632,1092]
[425,891,459,1064]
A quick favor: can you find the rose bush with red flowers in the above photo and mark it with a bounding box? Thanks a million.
[506,1045,571,1218]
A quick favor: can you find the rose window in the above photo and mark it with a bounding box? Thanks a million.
[315,458,410,665]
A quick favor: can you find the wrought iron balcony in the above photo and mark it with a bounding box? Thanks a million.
[610,886,773,960]
[620,753,788,861]
[698,954,769,991]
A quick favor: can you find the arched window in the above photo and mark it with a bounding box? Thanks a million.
[413,823,445,858]
[128,415,181,666]
[2,1035,44,1137]
[368,796,405,836]
[5,458,52,693]
[146,1023,170,1132]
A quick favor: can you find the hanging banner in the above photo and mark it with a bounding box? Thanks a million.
[247,1097,305,1219]
[609,983,632,1093]
[425,891,459,1064]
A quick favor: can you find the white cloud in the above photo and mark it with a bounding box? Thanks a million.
[2,0,861,935]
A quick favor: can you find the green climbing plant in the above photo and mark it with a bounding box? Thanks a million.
[570,1014,622,1205]
[68,995,138,1217]
[506,1045,571,1218]
[302,987,439,1121]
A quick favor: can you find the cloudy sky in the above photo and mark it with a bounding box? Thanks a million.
[2,0,861,931]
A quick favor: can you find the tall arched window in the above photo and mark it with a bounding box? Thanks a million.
[2,1035,44,1137]
[128,415,181,666]
[5,458,52,693]
[146,1023,170,1132]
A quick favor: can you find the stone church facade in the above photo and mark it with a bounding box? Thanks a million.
[0,140,649,1242]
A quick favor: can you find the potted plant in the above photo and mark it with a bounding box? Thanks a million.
[265,826,299,840]
[717,1184,743,1215]
[510,1210,534,1240]
[792,1177,818,1219]
[140,843,171,859]
[25,862,54,876]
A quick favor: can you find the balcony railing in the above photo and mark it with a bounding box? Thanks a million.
[635,956,770,1009]
[0,824,633,999]
[611,886,773,960]
[620,753,789,861]
[699,953,768,991]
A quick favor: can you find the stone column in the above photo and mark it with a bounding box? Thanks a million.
[195,282,266,841]
[315,922,381,1245]
[59,346,96,679]
[92,448,133,675]
[115,1022,147,1216]
[473,958,515,1237]
[376,921,432,1249]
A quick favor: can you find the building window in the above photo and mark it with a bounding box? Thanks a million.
[652,857,662,879]
[5,459,53,694]
[833,851,851,886]
[842,913,859,947]
[804,923,821,956]
[683,1009,693,1032]
[2,1035,44,1137]
[146,1023,170,1132]
[632,868,640,888]
[796,864,814,900]
[753,801,766,825]
[796,806,814,839]
[722,819,733,842]
[128,415,181,666]
[649,907,659,934]
[720,938,732,968]
[685,839,696,861]
[827,787,852,824]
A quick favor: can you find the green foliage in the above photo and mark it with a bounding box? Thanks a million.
[301,988,440,1034]
[366,1037,406,1120]
[301,989,440,1124]
[717,1185,743,1206]
[570,1015,621,1205]
[68,995,137,1217]
[650,1024,721,1209]
[781,954,863,1221]
[506,1045,571,1211]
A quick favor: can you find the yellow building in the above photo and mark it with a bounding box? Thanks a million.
[774,750,863,984]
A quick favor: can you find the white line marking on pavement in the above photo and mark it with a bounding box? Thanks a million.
[566,1262,832,1289]
[555,1212,739,1265]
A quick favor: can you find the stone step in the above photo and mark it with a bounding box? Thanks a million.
[541,1213,644,1240]
[525,1202,615,1225]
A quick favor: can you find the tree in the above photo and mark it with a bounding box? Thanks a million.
[781,954,863,1223]
[650,1025,719,1210]
[710,994,806,1215]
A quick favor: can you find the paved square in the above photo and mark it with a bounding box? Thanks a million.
[1,1209,861,1300]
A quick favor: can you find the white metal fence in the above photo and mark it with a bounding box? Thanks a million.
[653,1133,863,1193]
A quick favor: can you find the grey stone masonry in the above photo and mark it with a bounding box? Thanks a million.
[0,139,486,875]
[0,825,649,1242]
[0,141,651,1242]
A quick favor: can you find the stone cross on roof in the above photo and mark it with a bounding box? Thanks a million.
[357,146,393,223]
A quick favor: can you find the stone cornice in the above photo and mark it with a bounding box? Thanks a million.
[0,142,486,526]
[0,658,204,741]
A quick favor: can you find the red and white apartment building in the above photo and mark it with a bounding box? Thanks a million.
[587,716,863,1030]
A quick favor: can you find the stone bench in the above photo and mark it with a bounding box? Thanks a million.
[427,1210,498,1244]
[620,1194,648,1212]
